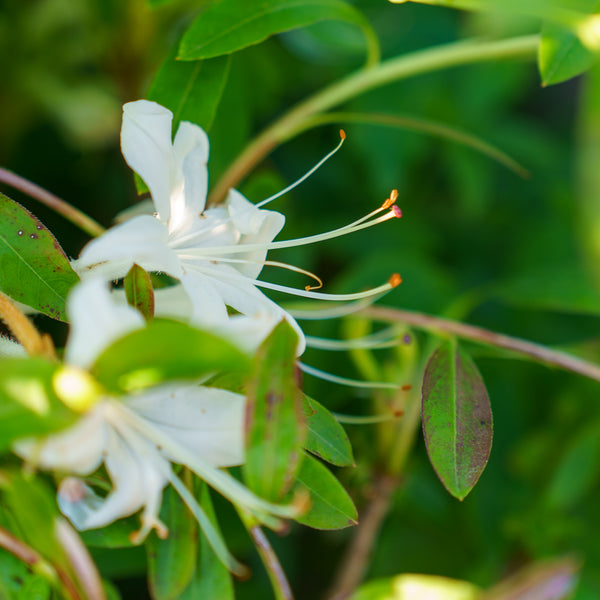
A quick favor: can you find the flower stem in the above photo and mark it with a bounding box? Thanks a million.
[0,292,56,359]
[238,510,294,600]
[363,305,600,383]
[208,34,539,204]
[0,168,105,238]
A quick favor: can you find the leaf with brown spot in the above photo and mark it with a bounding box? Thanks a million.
[422,339,493,501]
[0,192,79,321]
[243,320,306,501]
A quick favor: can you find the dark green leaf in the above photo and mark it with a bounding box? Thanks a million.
[303,395,354,467]
[421,340,493,501]
[92,319,251,392]
[0,192,79,321]
[79,518,137,549]
[244,320,305,501]
[147,486,196,600]
[147,51,230,131]
[0,359,76,451]
[124,263,155,322]
[178,0,378,63]
[293,453,357,530]
[179,484,234,600]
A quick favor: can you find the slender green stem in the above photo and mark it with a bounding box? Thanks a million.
[208,34,539,204]
[363,305,600,383]
[297,111,530,177]
[0,167,105,238]
[238,510,294,600]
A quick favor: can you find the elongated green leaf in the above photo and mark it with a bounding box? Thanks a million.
[92,320,251,393]
[244,320,305,501]
[15,576,51,600]
[147,486,196,600]
[293,453,357,530]
[0,359,76,450]
[178,0,379,65]
[421,340,493,501]
[0,193,79,321]
[147,51,230,131]
[303,395,354,467]
[124,263,155,321]
[179,484,234,600]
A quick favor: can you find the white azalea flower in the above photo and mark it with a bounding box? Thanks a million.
[74,100,402,354]
[14,278,298,574]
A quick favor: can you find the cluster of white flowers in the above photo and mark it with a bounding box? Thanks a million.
[12,100,402,568]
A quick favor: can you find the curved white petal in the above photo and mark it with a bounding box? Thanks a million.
[153,284,194,321]
[216,311,306,356]
[13,405,108,474]
[169,121,209,235]
[58,478,106,530]
[65,278,144,368]
[125,383,245,467]
[179,270,229,325]
[75,215,182,281]
[226,189,285,278]
[121,100,176,222]
[79,423,167,531]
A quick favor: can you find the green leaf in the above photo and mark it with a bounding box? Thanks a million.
[147,486,196,600]
[178,0,379,65]
[124,263,155,321]
[544,423,600,511]
[79,518,137,549]
[303,395,354,467]
[16,576,51,600]
[179,484,234,600]
[293,453,357,530]
[0,359,76,451]
[421,340,493,501]
[0,192,79,321]
[350,573,480,600]
[539,1,600,87]
[147,51,230,132]
[92,319,251,393]
[244,320,306,501]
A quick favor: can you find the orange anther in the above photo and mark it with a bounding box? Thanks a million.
[401,384,412,391]
[390,189,398,203]
[339,129,346,140]
[389,273,402,288]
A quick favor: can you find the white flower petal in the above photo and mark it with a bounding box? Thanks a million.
[65,278,144,368]
[121,100,176,222]
[169,121,209,235]
[13,406,108,474]
[75,215,182,281]
[80,423,167,531]
[179,270,229,325]
[226,189,285,278]
[58,478,105,530]
[153,284,193,321]
[126,383,245,467]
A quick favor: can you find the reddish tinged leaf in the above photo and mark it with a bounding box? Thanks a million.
[243,320,306,501]
[422,340,492,501]
[124,263,155,321]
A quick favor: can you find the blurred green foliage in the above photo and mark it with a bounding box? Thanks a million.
[2,0,600,598]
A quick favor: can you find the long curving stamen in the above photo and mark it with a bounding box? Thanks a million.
[205,269,401,302]
[305,326,403,350]
[186,255,324,291]
[179,200,402,258]
[299,363,400,389]
[256,130,346,209]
